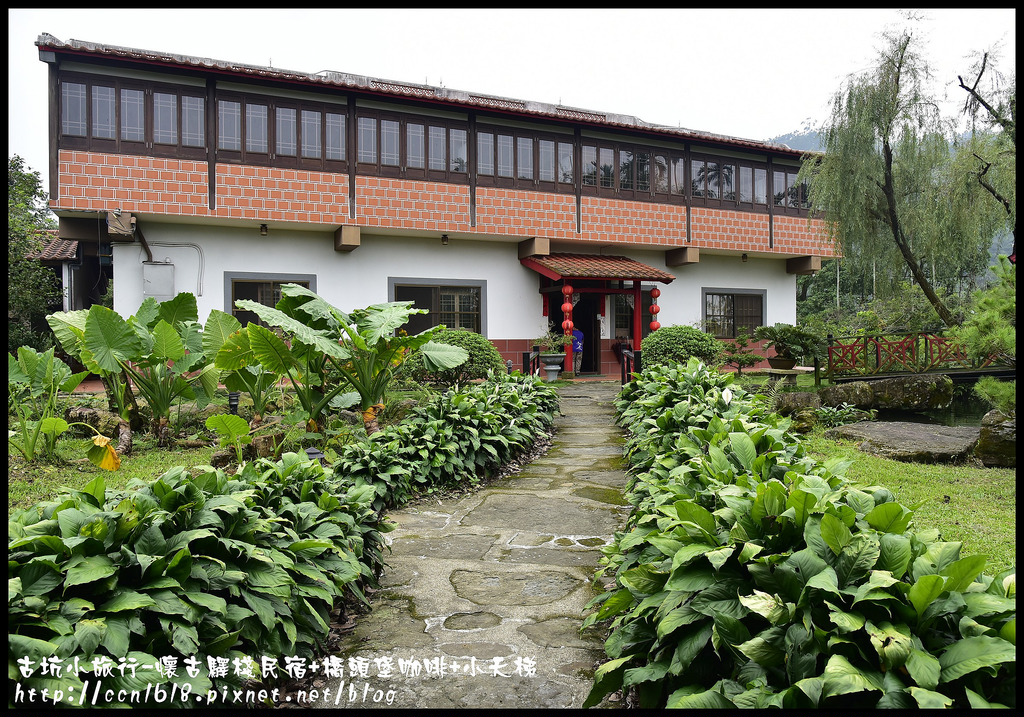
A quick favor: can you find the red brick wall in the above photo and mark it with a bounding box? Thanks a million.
[52,151,833,258]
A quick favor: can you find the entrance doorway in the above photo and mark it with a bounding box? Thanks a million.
[552,293,602,374]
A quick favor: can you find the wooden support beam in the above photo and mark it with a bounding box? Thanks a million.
[334,225,360,252]
[665,246,699,267]
[786,255,821,275]
[518,236,550,259]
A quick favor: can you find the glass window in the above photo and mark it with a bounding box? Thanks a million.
[774,170,787,207]
[671,158,686,195]
[636,152,650,192]
[182,96,205,148]
[395,284,482,334]
[691,159,705,197]
[705,292,763,338]
[450,128,467,173]
[276,108,297,156]
[754,168,767,204]
[653,155,669,193]
[739,166,753,203]
[705,161,720,199]
[407,123,424,168]
[326,112,345,161]
[121,89,145,142]
[582,146,597,186]
[538,139,555,182]
[619,150,634,191]
[477,132,494,175]
[381,119,400,166]
[218,100,241,151]
[91,86,116,139]
[428,126,446,171]
[246,104,268,153]
[517,137,533,180]
[301,110,321,159]
[153,93,177,145]
[599,148,614,188]
[357,117,377,163]
[720,163,735,200]
[558,142,573,184]
[497,135,514,177]
[61,82,87,136]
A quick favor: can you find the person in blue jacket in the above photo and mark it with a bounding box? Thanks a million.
[571,327,584,374]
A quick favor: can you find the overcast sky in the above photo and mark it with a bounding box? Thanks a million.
[8,8,1016,190]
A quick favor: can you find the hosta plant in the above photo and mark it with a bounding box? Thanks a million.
[584,359,1016,710]
[8,455,391,707]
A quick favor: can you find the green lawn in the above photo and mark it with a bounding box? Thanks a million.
[801,431,1016,574]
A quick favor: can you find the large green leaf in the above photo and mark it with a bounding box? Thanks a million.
[908,574,947,618]
[820,513,852,555]
[877,533,912,578]
[667,687,736,708]
[821,653,885,698]
[247,323,299,374]
[83,305,143,373]
[728,432,757,471]
[64,555,117,589]
[419,340,470,372]
[202,309,243,358]
[157,292,199,327]
[150,319,185,361]
[235,299,347,359]
[216,327,255,370]
[46,310,88,356]
[865,502,913,534]
[938,635,1016,683]
[354,301,425,344]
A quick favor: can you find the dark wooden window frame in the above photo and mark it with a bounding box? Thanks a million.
[55,72,811,217]
[388,277,487,335]
[701,287,767,339]
[58,72,206,160]
[224,271,317,327]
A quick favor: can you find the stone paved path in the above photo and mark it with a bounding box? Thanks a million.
[319,381,627,709]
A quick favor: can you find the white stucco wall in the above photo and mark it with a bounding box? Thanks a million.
[111,223,797,339]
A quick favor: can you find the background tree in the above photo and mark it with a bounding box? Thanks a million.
[956,50,1015,262]
[801,28,1005,327]
[9,155,60,353]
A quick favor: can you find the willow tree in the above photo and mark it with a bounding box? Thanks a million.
[800,29,1005,327]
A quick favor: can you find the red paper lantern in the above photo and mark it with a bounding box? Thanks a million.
[562,302,574,314]
[650,288,661,299]
[649,321,661,331]
[562,320,574,331]
[649,304,661,315]
[561,284,574,296]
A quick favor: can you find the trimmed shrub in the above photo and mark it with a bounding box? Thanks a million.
[8,455,391,706]
[584,359,1016,710]
[400,328,507,387]
[640,325,724,369]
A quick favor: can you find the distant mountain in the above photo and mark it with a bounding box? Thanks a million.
[767,120,823,152]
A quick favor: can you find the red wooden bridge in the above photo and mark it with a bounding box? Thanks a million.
[826,332,1014,383]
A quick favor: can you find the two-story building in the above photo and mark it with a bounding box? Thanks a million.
[36,33,834,375]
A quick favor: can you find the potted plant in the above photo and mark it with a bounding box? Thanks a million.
[533,330,573,381]
[753,323,825,370]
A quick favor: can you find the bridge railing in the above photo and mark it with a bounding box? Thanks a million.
[522,346,541,377]
[826,331,1008,379]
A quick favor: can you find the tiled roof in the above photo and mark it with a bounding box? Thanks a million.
[28,231,78,261]
[521,253,675,283]
[35,34,807,158]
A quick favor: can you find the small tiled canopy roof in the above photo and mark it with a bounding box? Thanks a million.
[28,233,79,261]
[520,253,675,283]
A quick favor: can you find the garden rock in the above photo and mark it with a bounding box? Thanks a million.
[819,381,875,409]
[825,420,980,464]
[820,375,953,412]
[772,391,821,416]
[974,410,1016,468]
[65,405,122,438]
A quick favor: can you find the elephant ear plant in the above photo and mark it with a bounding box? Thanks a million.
[8,346,120,469]
[220,284,467,435]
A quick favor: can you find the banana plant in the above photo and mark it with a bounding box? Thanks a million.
[218,284,467,434]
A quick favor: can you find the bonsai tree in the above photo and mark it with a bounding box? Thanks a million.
[754,323,825,364]
[534,330,573,355]
[721,330,763,374]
